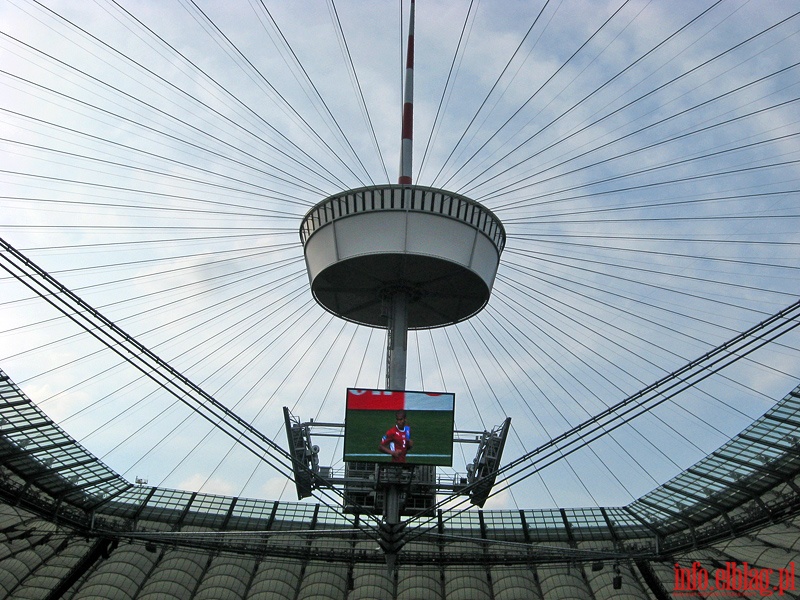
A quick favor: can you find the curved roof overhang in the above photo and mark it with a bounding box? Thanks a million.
[2,368,800,565]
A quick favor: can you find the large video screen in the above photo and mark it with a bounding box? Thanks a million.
[343,388,455,466]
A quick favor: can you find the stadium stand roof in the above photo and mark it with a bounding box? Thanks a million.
[3,367,800,597]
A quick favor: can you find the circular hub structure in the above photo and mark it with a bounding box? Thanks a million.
[300,185,505,329]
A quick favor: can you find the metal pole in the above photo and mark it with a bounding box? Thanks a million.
[398,0,415,185]
[383,0,415,569]
[384,289,408,530]
[382,289,408,572]
[386,290,408,391]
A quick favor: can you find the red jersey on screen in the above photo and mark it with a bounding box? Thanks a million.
[382,425,411,463]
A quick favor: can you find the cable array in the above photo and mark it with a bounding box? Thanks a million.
[1,0,798,511]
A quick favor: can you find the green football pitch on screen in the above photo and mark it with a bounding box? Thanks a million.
[344,409,454,466]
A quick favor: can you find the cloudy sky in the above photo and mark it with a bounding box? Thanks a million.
[1,0,799,511]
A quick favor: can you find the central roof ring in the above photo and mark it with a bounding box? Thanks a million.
[300,185,505,329]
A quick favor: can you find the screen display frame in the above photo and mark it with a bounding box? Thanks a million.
[343,388,455,466]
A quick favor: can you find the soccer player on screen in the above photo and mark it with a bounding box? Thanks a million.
[379,410,413,463]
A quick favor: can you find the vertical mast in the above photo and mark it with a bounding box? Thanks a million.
[398,0,415,185]
[386,0,415,393]
[384,1,416,543]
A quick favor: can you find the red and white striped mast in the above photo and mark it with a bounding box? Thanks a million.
[383,0,416,550]
[386,0,416,394]
[398,0,415,186]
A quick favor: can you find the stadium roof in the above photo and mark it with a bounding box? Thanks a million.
[4,366,800,567]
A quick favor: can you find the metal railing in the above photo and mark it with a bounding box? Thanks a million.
[300,185,506,253]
